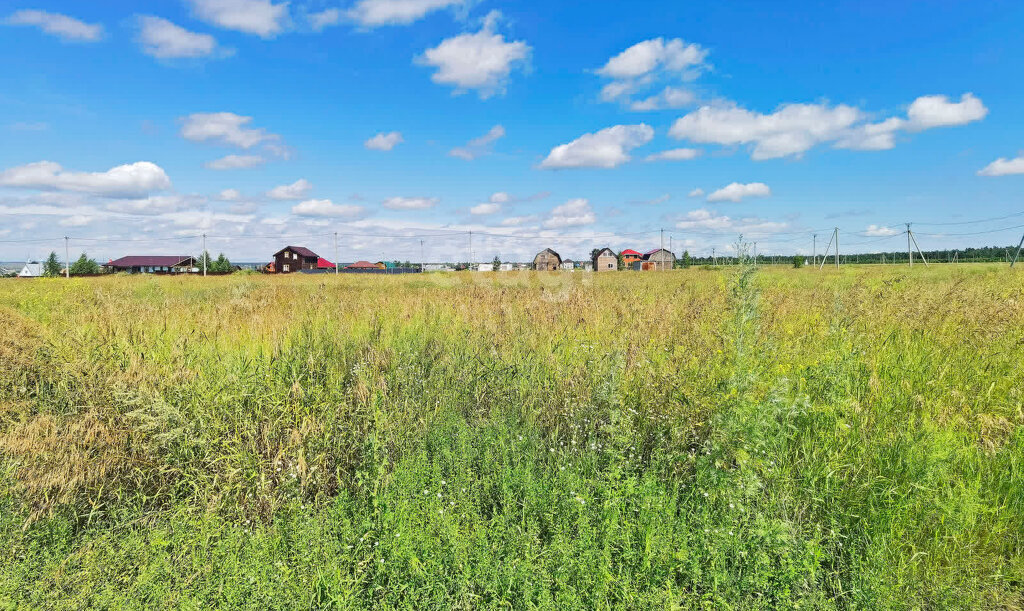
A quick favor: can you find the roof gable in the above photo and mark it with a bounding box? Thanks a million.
[274,245,319,258]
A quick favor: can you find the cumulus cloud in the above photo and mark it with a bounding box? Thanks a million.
[180,112,281,150]
[864,224,900,236]
[630,86,696,111]
[365,131,404,151]
[978,156,1024,177]
[136,16,226,59]
[105,194,204,215]
[449,125,505,160]
[292,198,364,218]
[308,8,341,30]
[204,154,265,170]
[688,188,704,198]
[470,202,500,215]
[645,147,701,162]
[906,93,988,130]
[500,215,534,226]
[706,182,771,203]
[218,188,242,200]
[382,196,438,210]
[267,178,312,200]
[417,11,530,99]
[543,198,595,228]
[670,93,987,160]
[540,124,653,169]
[348,0,466,26]
[596,38,706,110]
[0,161,171,196]
[186,0,289,37]
[674,208,788,233]
[5,9,103,42]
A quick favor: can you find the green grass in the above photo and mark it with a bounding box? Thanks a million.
[1,263,1022,608]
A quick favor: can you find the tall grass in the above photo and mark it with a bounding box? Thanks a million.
[0,264,1021,608]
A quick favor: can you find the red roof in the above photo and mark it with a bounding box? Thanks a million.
[108,256,194,268]
[273,245,319,258]
[346,260,378,269]
[317,257,334,269]
[620,249,641,256]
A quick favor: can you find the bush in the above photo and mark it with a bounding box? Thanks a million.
[792,255,806,268]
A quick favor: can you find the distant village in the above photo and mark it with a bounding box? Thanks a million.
[5,245,685,278]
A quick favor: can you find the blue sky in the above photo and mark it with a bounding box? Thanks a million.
[2,0,1024,263]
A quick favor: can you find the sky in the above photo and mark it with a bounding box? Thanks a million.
[2,0,1024,264]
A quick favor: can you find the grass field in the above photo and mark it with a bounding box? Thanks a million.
[1,263,1022,608]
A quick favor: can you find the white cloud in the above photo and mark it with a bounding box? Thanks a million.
[597,37,707,80]
[308,8,341,30]
[500,215,534,226]
[540,124,653,169]
[267,178,312,200]
[382,196,438,210]
[204,154,265,170]
[670,93,987,160]
[543,198,595,228]
[449,125,505,160]
[187,0,289,38]
[906,93,987,130]
[978,156,1024,177]
[59,214,95,227]
[292,198,364,218]
[5,9,103,42]
[0,161,171,196]
[365,131,404,151]
[706,182,771,203]
[596,38,707,111]
[675,208,788,233]
[645,147,701,162]
[136,16,225,59]
[670,102,863,160]
[688,188,704,198]
[347,0,466,26]
[218,188,242,200]
[180,112,280,149]
[630,86,696,111]
[489,192,510,203]
[106,194,203,215]
[470,202,500,215]
[864,224,900,236]
[417,11,530,99]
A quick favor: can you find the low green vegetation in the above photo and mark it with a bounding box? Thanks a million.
[0,262,1021,608]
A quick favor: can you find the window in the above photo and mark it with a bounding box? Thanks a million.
[293,253,298,260]
[283,264,290,272]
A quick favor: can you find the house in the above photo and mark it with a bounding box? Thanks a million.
[533,248,561,271]
[18,262,43,277]
[560,259,575,271]
[346,260,383,270]
[108,256,195,274]
[620,249,642,267]
[641,248,676,271]
[499,262,515,271]
[592,248,617,272]
[476,262,493,272]
[273,246,319,273]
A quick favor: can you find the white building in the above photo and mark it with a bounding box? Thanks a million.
[18,262,43,277]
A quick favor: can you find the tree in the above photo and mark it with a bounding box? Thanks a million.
[492,256,501,271]
[43,252,62,277]
[682,250,691,268]
[69,253,100,276]
[792,255,806,268]
[197,251,213,273]
[210,253,232,273]
[616,253,625,271]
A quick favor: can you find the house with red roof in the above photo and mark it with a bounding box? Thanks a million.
[619,249,642,267]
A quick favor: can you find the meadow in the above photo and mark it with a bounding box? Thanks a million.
[0,262,1021,608]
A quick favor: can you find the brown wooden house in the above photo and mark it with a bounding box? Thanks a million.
[533,248,561,271]
[641,248,675,271]
[592,247,617,272]
[273,246,320,273]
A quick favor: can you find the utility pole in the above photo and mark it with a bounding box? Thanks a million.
[1011,234,1024,268]
[818,228,840,271]
[334,232,339,275]
[420,239,425,273]
[202,233,207,277]
[660,228,664,250]
[64,236,70,279]
[468,230,473,263]
[712,247,716,266]
[669,235,672,253]
[906,223,913,267]
[812,234,817,267]
[753,241,757,267]
[835,228,839,269]
[906,224,928,267]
